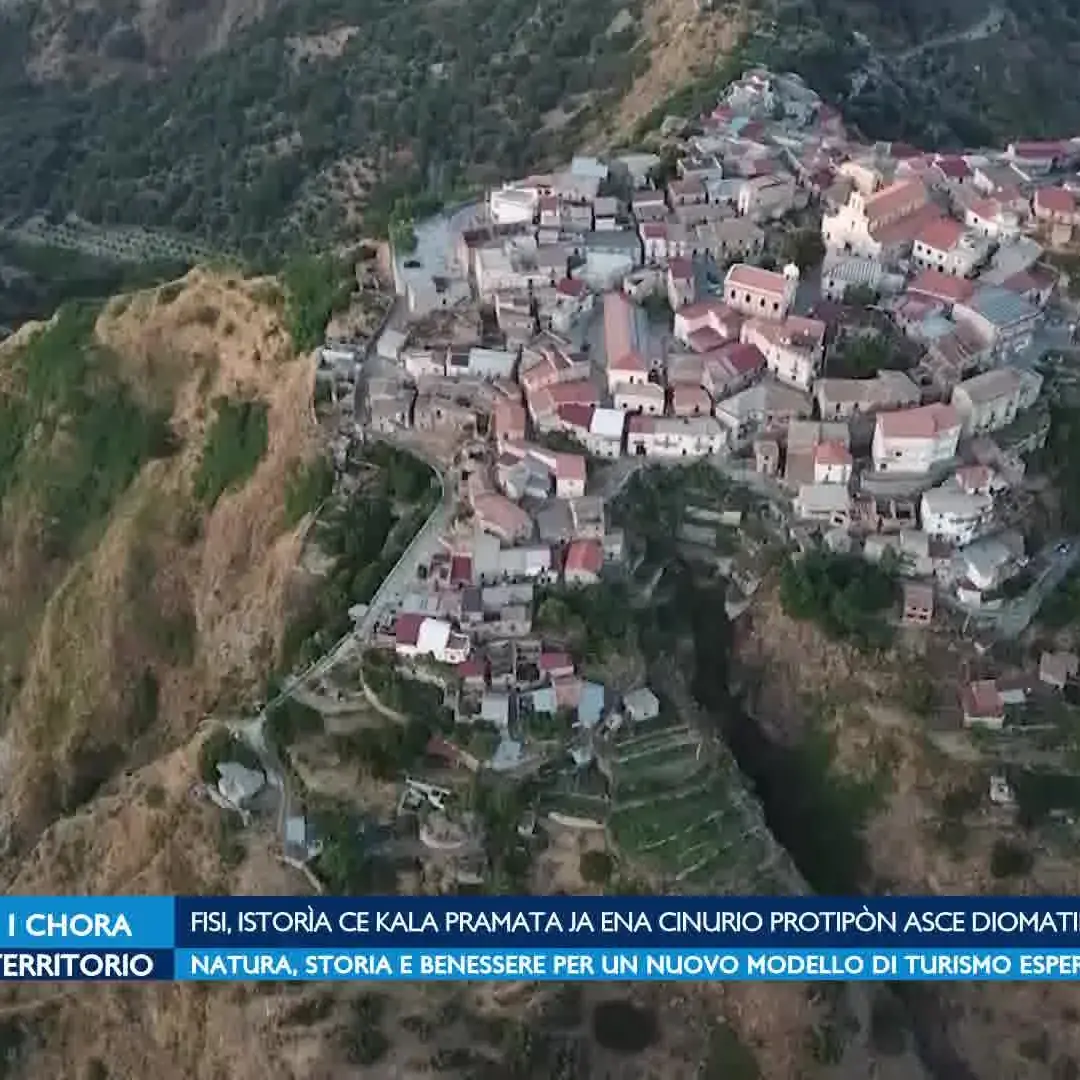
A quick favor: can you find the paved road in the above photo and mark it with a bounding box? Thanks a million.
[945,537,1080,639]
[894,5,1004,62]
[353,480,453,641]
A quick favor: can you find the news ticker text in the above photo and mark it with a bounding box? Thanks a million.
[6,948,1080,981]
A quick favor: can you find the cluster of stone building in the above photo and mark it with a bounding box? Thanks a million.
[372,66,1080,644]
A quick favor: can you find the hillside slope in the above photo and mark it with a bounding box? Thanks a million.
[4,0,1077,257]
[0,268,318,858]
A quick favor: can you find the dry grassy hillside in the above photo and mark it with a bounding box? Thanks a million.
[736,587,1080,1080]
[0,268,319,861]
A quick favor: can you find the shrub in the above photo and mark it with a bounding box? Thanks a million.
[265,698,323,750]
[282,256,353,353]
[990,838,1034,878]
[194,396,269,506]
[578,850,614,884]
[779,550,896,651]
[284,455,334,526]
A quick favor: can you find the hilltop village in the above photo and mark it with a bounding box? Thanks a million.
[199,65,1080,906]
[338,65,1080,657]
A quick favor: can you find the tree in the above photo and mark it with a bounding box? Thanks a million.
[579,849,614,884]
[783,227,825,270]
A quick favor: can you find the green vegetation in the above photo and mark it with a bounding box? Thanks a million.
[193,397,269,507]
[265,697,324,751]
[0,0,645,258]
[1038,568,1080,628]
[1012,768,1080,826]
[284,455,335,527]
[868,991,909,1056]
[536,583,635,662]
[782,227,825,271]
[702,1023,761,1080]
[1037,406,1080,533]
[281,256,354,353]
[281,445,436,671]
[578,849,614,885]
[197,726,262,784]
[0,239,189,331]
[0,302,176,557]
[990,838,1035,879]
[779,549,896,651]
[342,993,392,1066]
[828,333,907,379]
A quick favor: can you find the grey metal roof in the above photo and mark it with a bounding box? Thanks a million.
[969,285,1037,327]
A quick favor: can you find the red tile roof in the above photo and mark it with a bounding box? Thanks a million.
[549,452,587,483]
[394,613,426,646]
[915,217,965,252]
[725,263,788,297]
[627,414,655,435]
[814,439,852,466]
[539,651,574,672]
[876,403,959,440]
[967,197,1002,222]
[671,384,712,415]
[641,222,668,239]
[556,277,588,297]
[565,539,604,576]
[556,402,595,432]
[456,657,485,679]
[668,256,694,281]
[493,397,527,439]
[935,156,970,180]
[449,555,472,586]
[604,290,644,370]
[1035,186,1076,215]
[610,348,648,373]
[962,679,1003,717]
[907,268,976,305]
[863,178,927,223]
[872,204,942,246]
[687,327,729,354]
[547,379,600,409]
[1012,140,1066,158]
[718,342,767,375]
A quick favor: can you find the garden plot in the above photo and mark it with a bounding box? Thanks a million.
[608,719,785,892]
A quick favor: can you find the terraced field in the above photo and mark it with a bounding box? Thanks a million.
[608,717,791,893]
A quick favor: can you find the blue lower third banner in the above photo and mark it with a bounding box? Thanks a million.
[173,948,1080,981]
[0,950,172,980]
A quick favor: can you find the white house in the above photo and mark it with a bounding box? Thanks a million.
[950,368,1044,436]
[626,415,725,459]
[812,440,853,485]
[395,615,471,664]
[911,218,990,277]
[489,185,540,225]
[723,263,799,320]
[586,407,626,457]
[614,382,665,414]
[740,315,825,392]
[793,484,851,526]
[964,197,1022,241]
[872,403,961,474]
[920,488,994,545]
